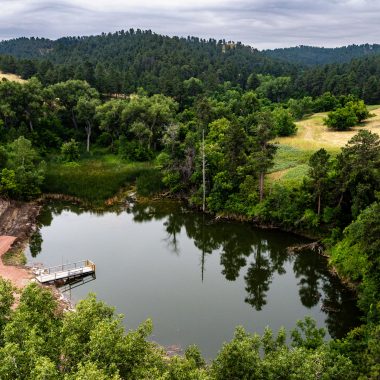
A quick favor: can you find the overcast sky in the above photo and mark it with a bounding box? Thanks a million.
[1,0,380,49]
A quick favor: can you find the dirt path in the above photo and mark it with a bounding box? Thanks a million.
[0,236,32,288]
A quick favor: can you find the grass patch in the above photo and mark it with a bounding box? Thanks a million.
[43,156,156,203]
[270,145,312,173]
[280,164,309,187]
[2,248,27,266]
[136,169,165,196]
[0,70,26,83]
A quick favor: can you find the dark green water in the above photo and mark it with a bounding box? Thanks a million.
[27,200,360,358]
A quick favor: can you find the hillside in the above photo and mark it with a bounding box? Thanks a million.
[0,31,297,96]
[1,31,380,104]
[262,44,380,66]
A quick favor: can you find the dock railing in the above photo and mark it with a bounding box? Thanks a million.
[34,260,96,283]
[39,260,95,275]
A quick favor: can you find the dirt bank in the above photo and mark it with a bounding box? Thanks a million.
[0,236,32,288]
[0,198,41,288]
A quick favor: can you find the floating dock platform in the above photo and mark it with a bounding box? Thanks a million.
[34,260,96,284]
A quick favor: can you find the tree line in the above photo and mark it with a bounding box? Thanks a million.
[1,31,380,104]
[263,44,380,66]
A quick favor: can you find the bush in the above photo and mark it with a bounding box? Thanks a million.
[118,137,154,162]
[136,169,164,196]
[324,106,358,131]
[273,108,297,136]
[61,139,80,162]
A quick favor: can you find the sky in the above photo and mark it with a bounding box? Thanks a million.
[1,0,380,49]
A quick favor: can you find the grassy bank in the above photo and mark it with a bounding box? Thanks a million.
[43,155,158,203]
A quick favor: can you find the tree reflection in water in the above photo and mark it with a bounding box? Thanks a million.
[32,199,361,339]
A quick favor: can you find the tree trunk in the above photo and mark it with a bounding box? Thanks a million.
[259,172,264,201]
[85,122,91,153]
[317,193,321,216]
[71,110,78,130]
[29,119,34,133]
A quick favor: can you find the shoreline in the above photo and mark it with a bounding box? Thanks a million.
[0,193,356,294]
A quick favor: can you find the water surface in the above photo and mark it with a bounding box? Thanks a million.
[27,200,360,358]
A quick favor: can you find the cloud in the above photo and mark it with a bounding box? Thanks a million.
[0,0,379,48]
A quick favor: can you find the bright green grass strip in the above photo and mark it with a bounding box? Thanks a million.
[279,164,309,187]
[269,145,312,173]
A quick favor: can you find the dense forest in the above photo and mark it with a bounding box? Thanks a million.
[1,31,380,103]
[0,30,380,378]
[0,31,297,97]
[263,44,380,66]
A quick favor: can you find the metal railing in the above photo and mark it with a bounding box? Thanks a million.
[35,260,96,283]
[41,260,95,275]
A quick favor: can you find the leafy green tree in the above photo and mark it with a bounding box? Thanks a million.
[313,92,339,112]
[48,80,99,130]
[250,112,277,201]
[95,99,126,148]
[61,139,80,162]
[7,136,45,199]
[0,279,14,345]
[345,100,370,122]
[308,148,331,215]
[0,168,17,196]
[330,201,380,320]
[324,106,358,131]
[256,75,291,102]
[336,130,380,218]
[273,108,297,136]
[75,96,101,152]
[291,317,326,350]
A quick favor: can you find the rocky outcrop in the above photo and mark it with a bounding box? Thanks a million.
[0,198,41,243]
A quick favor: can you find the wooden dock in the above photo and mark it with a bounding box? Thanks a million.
[34,260,96,284]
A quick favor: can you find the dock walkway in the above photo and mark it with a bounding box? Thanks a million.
[34,260,96,284]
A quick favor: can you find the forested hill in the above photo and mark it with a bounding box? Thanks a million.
[262,44,380,66]
[0,36,53,58]
[0,30,298,96]
[1,31,380,103]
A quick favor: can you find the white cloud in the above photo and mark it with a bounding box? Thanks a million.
[0,0,379,48]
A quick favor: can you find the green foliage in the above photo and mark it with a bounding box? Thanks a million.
[0,279,14,345]
[330,202,380,319]
[287,96,314,120]
[324,106,358,130]
[256,74,292,102]
[43,158,152,203]
[273,107,297,136]
[0,279,368,379]
[61,139,80,162]
[0,136,46,199]
[336,130,380,219]
[291,317,326,350]
[346,100,370,122]
[118,137,154,161]
[136,169,164,196]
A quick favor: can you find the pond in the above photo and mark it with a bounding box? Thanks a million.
[26,200,360,358]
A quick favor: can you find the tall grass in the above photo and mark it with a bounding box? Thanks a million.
[43,156,155,203]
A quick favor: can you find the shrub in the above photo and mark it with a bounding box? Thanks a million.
[61,139,80,162]
[324,106,358,131]
[273,108,297,136]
